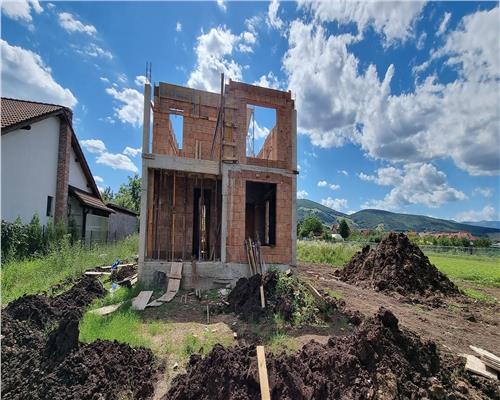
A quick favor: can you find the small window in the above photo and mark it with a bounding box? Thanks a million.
[170,114,184,150]
[46,196,53,217]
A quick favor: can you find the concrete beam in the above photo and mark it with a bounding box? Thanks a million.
[226,162,295,177]
[220,164,229,263]
[144,154,220,175]
[142,83,151,154]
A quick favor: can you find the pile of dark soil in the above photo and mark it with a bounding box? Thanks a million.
[227,271,361,326]
[110,263,137,282]
[164,307,498,400]
[336,233,460,305]
[1,276,158,400]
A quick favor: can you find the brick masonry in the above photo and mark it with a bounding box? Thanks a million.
[54,113,72,223]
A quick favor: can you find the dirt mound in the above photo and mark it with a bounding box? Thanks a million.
[164,307,498,400]
[110,263,137,282]
[1,277,158,400]
[336,233,459,304]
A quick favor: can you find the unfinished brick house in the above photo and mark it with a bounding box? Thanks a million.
[138,77,297,288]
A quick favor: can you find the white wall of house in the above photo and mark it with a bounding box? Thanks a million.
[1,117,60,225]
[68,146,91,192]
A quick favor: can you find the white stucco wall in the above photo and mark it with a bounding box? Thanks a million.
[68,146,91,193]
[1,117,60,225]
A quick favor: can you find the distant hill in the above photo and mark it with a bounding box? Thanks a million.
[296,199,500,237]
[462,220,500,230]
[297,199,350,226]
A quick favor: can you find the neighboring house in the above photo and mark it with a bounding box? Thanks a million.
[107,203,138,241]
[1,98,113,242]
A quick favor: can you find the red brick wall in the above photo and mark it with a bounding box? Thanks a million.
[54,114,71,223]
[226,170,293,264]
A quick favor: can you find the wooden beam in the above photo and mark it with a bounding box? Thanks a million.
[256,346,271,400]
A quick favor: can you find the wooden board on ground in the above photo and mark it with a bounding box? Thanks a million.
[153,262,183,303]
[85,271,112,276]
[470,346,500,371]
[256,345,271,400]
[131,291,153,310]
[304,281,324,303]
[464,354,498,380]
[89,302,123,315]
[169,262,183,279]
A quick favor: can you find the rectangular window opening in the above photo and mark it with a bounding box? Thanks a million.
[246,105,277,159]
[46,196,53,217]
[169,114,184,150]
[245,181,276,246]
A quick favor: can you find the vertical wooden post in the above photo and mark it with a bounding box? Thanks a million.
[256,346,270,400]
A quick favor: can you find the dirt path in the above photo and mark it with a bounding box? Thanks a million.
[296,262,500,356]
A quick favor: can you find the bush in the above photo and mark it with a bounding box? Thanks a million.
[299,216,324,238]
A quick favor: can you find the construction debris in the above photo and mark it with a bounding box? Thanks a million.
[132,291,154,310]
[336,232,460,305]
[109,263,137,282]
[164,308,499,400]
[88,302,124,316]
[464,354,499,380]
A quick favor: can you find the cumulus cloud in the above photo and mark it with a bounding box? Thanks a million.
[123,146,142,157]
[134,75,147,87]
[100,76,109,83]
[81,138,138,173]
[297,190,309,199]
[338,170,348,176]
[253,71,283,89]
[105,86,143,127]
[473,187,493,198]
[284,7,500,176]
[298,0,425,45]
[58,12,96,35]
[74,43,112,60]
[176,22,182,32]
[362,163,467,210]
[317,180,327,187]
[329,183,340,190]
[81,139,106,154]
[1,39,77,107]
[217,0,226,12]
[321,197,348,210]
[187,26,244,92]
[437,12,451,36]
[455,205,499,222]
[267,0,284,30]
[1,0,42,22]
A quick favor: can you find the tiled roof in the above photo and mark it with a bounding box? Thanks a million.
[1,98,65,130]
[69,186,114,214]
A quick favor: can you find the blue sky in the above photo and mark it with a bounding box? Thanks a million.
[2,0,499,222]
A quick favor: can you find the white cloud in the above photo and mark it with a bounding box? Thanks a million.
[1,0,42,22]
[362,163,467,210]
[74,43,112,60]
[58,12,96,35]
[100,76,109,83]
[123,146,142,157]
[93,175,104,183]
[117,73,128,84]
[358,167,403,186]
[473,187,493,198]
[437,12,451,36]
[187,26,246,92]
[284,7,500,176]
[134,75,147,87]
[238,44,253,53]
[455,205,498,222]
[245,15,262,35]
[321,197,348,210]
[338,170,348,176]
[267,0,284,30]
[251,120,270,139]
[176,22,182,32]
[317,180,327,187]
[81,139,106,154]
[253,71,282,90]
[241,31,256,44]
[298,0,425,45]
[96,152,138,173]
[217,0,226,12]
[329,183,340,190]
[105,86,143,127]
[46,2,54,9]
[1,39,77,107]
[297,190,309,199]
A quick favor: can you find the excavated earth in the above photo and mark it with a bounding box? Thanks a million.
[109,263,137,282]
[164,307,499,400]
[1,276,158,400]
[227,270,362,325]
[335,232,460,306]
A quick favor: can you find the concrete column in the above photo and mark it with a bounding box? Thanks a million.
[138,164,149,278]
[291,109,297,266]
[220,164,229,263]
[142,82,151,154]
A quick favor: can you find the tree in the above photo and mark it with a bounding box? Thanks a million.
[338,219,350,239]
[113,174,141,214]
[299,216,324,238]
[100,186,114,202]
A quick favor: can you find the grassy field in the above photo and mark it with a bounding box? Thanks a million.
[297,240,500,288]
[1,235,138,303]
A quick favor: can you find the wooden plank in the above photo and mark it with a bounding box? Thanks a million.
[304,281,324,303]
[169,262,183,279]
[260,285,265,309]
[89,302,123,315]
[256,346,271,400]
[85,271,111,276]
[470,346,500,371]
[131,291,153,310]
[464,354,498,380]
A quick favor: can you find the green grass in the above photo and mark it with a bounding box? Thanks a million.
[427,253,500,287]
[266,332,298,354]
[325,289,343,300]
[181,331,233,358]
[462,288,497,304]
[296,240,359,266]
[1,235,138,304]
